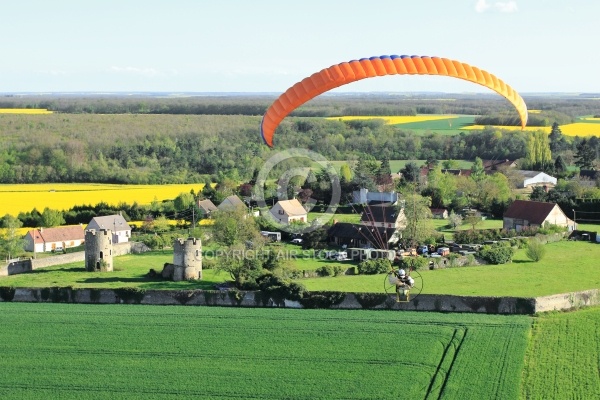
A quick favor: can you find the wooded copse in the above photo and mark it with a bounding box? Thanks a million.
[0,94,598,184]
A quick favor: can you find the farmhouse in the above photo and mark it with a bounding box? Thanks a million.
[515,170,557,189]
[24,225,85,253]
[197,199,218,218]
[86,214,131,243]
[217,195,247,211]
[270,199,307,225]
[483,159,517,171]
[503,200,575,232]
[328,222,398,249]
[361,205,407,230]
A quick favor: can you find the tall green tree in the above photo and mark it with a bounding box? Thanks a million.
[400,189,435,247]
[526,130,552,170]
[574,139,596,170]
[399,162,420,185]
[0,214,25,259]
[174,192,195,211]
[548,122,568,153]
[40,207,65,227]
[376,157,392,186]
[211,208,262,248]
[470,157,485,182]
[339,163,353,182]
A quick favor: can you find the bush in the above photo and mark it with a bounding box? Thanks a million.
[357,259,391,275]
[202,258,216,270]
[316,265,345,277]
[525,238,546,262]
[256,273,306,302]
[447,253,461,268]
[399,256,430,271]
[479,243,515,264]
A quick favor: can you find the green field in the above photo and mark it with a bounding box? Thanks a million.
[521,307,600,399]
[389,115,478,135]
[0,302,530,399]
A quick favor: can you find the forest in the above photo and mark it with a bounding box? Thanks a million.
[0,93,598,185]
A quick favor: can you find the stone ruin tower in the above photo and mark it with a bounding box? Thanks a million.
[85,229,114,272]
[172,237,202,281]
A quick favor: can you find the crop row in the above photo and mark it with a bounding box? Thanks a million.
[0,303,531,399]
[521,307,600,399]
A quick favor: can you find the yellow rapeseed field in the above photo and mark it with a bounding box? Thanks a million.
[328,114,600,137]
[0,183,205,217]
[561,123,600,137]
[0,108,53,114]
[463,123,600,137]
[326,115,457,124]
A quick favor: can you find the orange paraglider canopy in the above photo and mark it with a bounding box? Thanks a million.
[260,55,528,147]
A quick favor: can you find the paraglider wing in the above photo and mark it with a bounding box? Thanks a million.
[260,55,528,147]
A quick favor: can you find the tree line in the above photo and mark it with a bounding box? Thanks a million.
[1,115,597,185]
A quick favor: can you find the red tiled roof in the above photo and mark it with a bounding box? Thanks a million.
[503,200,559,225]
[37,225,85,243]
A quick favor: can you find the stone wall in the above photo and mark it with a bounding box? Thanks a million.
[0,286,553,314]
[0,259,34,276]
[0,242,145,277]
[534,289,599,312]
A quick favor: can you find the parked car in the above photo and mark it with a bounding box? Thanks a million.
[291,238,303,244]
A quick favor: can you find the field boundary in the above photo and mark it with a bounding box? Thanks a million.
[0,286,528,313]
[0,286,596,314]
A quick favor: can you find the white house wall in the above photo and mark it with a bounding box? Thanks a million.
[545,205,572,228]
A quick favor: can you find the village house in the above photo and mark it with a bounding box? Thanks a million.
[86,214,132,243]
[430,208,449,219]
[503,200,575,232]
[328,222,397,249]
[328,204,407,248]
[482,159,517,171]
[217,195,247,211]
[197,199,218,218]
[361,204,407,230]
[270,199,307,225]
[24,225,85,253]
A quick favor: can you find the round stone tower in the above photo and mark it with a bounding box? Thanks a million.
[172,237,202,281]
[85,229,114,272]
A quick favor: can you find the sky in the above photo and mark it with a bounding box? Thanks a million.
[2,0,599,94]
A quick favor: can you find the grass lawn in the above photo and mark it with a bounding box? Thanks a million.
[1,251,227,290]
[298,241,600,297]
[432,218,504,241]
[3,239,599,298]
[308,211,361,224]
